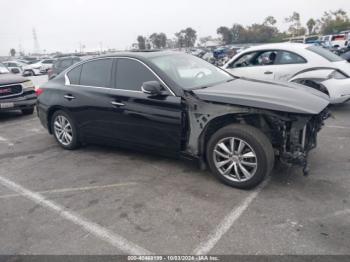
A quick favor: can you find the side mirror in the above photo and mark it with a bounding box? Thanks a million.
[141,81,165,96]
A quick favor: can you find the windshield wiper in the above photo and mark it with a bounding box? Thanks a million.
[191,85,211,90]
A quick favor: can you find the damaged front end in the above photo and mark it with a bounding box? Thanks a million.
[183,91,330,175]
[276,108,330,175]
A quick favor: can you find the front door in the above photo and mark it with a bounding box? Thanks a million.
[108,58,183,153]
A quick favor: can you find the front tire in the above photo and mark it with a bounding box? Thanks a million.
[206,124,274,189]
[51,110,79,150]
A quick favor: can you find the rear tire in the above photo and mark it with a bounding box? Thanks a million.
[51,110,79,150]
[21,107,34,115]
[206,124,274,189]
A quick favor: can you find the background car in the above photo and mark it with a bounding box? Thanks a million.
[39,59,55,74]
[23,59,55,76]
[341,50,350,62]
[48,56,82,80]
[223,43,350,104]
[0,62,37,115]
[2,61,25,74]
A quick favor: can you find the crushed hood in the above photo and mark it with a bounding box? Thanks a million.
[193,78,329,114]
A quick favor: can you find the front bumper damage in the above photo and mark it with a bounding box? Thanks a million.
[183,92,330,175]
[275,108,330,175]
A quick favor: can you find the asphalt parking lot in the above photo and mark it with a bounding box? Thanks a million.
[0,75,349,255]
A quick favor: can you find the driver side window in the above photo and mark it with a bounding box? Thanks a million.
[115,58,158,91]
[252,51,278,66]
[229,52,256,68]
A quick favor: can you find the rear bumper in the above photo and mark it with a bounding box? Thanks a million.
[0,93,36,112]
[36,102,50,131]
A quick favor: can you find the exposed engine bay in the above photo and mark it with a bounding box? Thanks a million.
[183,92,330,175]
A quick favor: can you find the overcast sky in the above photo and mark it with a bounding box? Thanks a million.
[0,0,349,55]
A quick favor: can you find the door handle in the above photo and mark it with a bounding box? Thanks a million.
[64,94,76,100]
[111,101,125,107]
[264,71,273,75]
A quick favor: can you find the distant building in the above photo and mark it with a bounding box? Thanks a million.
[201,39,222,48]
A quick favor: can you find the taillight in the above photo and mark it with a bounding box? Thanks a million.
[36,88,44,96]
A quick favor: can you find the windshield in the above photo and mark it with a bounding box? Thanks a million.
[0,63,10,74]
[307,46,344,62]
[149,53,234,90]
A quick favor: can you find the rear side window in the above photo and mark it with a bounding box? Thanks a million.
[42,59,54,64]
[307,46,344,62]
[277,51,307,64]
[80,59,113,87]
[67,65,82,85]
[59,59,73,69]
[116,58,157,91]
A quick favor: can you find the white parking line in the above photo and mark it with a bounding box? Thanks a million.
[0,175,151,255]
[0,182,138,199]
[326,125,350,129]
[0,136,7,142]
[193,177,270,255]
[1,118,37,128]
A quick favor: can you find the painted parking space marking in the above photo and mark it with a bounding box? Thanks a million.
[0,182,138,199]
[0,175,151,255]
[193,177,270,255]
[0,118,37,128]
[326,125,350,129]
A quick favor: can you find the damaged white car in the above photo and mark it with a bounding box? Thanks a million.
[223,43,350,104]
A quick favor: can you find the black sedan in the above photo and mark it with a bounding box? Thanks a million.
[37,51,329,189]
[0,62,36,115]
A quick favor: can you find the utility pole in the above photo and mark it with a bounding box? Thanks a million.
[32,28,40,54]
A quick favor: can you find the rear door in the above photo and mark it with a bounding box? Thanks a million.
[64,58,117,140]
[108,58,183,152]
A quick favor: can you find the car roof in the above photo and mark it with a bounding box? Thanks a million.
[242,43,310,53]
[57,56,80,60]
[98,50,180,60]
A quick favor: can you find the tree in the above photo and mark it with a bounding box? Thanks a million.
[175,27,197,48]
[217,26,232,45]
[10,48,16,57]
[150,33,161,49]
[158,33,167,48]
[318,9,350,34]
[149,33,167,49]
[175,31,186,48]
[245,23,278,43]
[285,12,306,36]
[263,16,277,26]
[306,18,317,35]
[137,36,146,50]
[231,23,247,43]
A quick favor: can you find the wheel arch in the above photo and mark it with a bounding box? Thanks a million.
[197,113,275,160]
[47,106,70,134]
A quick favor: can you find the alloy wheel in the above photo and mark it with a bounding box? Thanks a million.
[54,115,73,146]
[213,137,258,182]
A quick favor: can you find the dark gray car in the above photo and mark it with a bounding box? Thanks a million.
[48,56,82,80]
